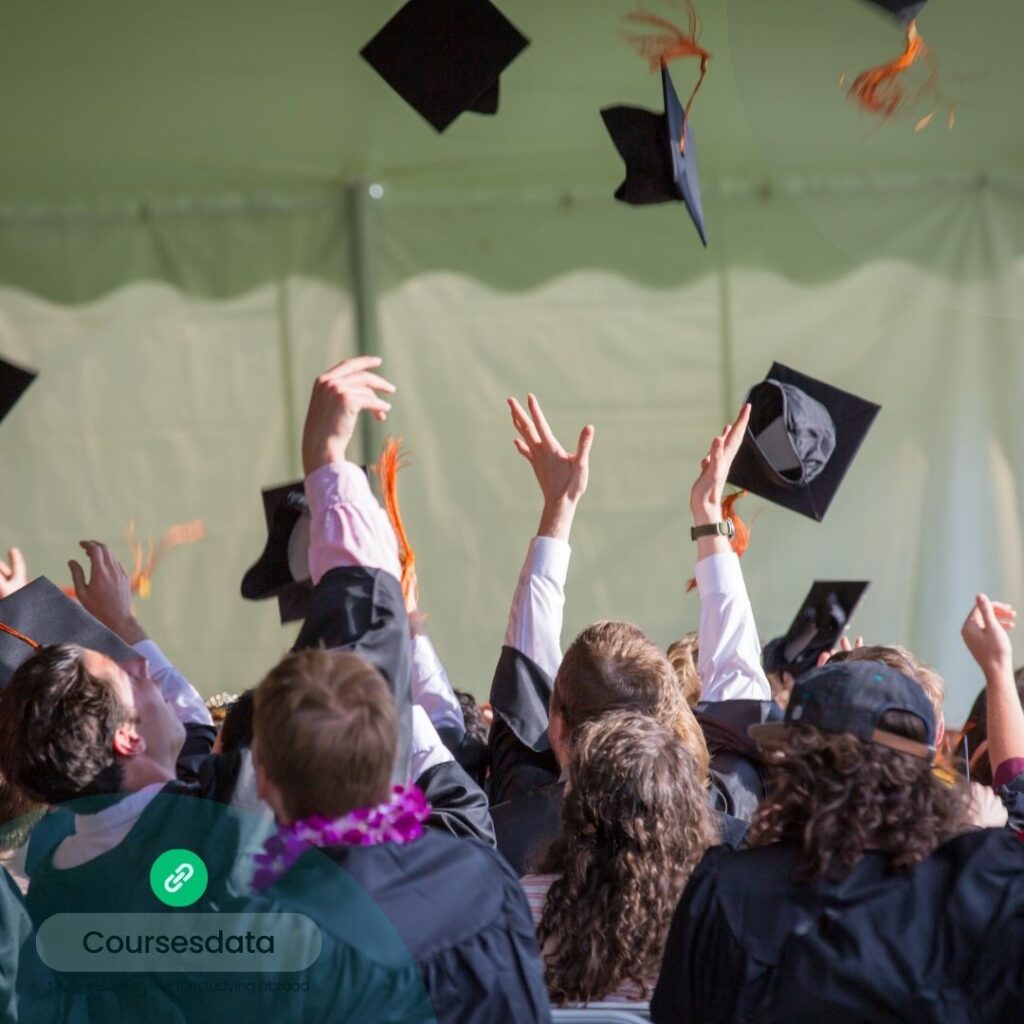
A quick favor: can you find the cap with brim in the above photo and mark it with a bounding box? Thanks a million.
[762,580,870,677]
[728,362,880,521]
[862,0,928,26]
[360,0,530,133]
[0,356,37,427]
[750,659,936,761]
[240,481,314,625]
[601,64,707,246]
[0,577,138,686]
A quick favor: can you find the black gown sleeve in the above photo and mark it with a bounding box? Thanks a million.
[486,646,560,805]
[417,759,496,847]
[293,566,413,783]
[651,848,747,1024]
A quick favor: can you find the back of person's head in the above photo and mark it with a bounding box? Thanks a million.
[554,621,709,779]
[218,689,255,754]
[667,633,701,708]
[0,644,132,804]
[748,660,968,881]
[253,648,396,822]
[836,644,945,724]
[537,711,716,1004]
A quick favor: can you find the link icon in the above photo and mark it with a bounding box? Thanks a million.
[150,850,208,908]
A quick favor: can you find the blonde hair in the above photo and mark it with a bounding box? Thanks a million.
[667,633,702,708]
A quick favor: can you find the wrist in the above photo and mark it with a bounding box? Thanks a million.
[537,498,577,541]
[690,502,722,527]
[303,437,352,476]
[110,615,148,645]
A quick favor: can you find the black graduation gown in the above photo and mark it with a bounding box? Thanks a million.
[487,647,749,873]
[694,699,782,823]
[652,825,1024,1024]
[176,829,553,1024]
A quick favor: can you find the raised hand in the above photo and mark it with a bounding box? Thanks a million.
[962,594,1016,680]
[690,403,751,526]
[68,540,147,644]
[816,633,865,670]
[508,394,595,542]
[0,548,28,599]
[302,356,397,475]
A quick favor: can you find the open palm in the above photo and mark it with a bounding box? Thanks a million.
[508,394,594,506]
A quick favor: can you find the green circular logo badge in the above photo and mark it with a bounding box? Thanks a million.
[150,849,208,908]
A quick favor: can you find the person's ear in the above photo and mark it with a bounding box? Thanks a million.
[936,712,946,749]
[112,723,145,759]
[549,709,570,770]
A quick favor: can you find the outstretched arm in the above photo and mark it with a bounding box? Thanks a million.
[69,539,213,727]
[690,405,772,703]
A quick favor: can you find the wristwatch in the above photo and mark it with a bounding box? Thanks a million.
[690,520,736,541]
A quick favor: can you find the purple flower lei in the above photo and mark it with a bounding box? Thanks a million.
[251,784,431,891]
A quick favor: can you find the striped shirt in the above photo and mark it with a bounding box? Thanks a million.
[520,872,649,1005]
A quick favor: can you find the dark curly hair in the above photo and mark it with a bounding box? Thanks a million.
[536,711,716,1004]
[0,644,132,805]
[747,710,971,881]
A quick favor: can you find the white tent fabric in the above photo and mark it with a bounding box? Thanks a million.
[3,235,1024,721]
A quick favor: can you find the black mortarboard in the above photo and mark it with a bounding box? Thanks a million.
[601,64,707,246]
[728,363,881,521]
[0,356,37,426]
[240,481,314,625]
[762,581,870,678]
[360,0,530,133]
[862,0,928,26]
[0,577,138,686]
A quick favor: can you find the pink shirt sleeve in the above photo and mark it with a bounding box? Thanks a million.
[304,462,401,584]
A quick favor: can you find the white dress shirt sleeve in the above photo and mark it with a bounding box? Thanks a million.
[503,536,571,680]
[695,552,772,703]
[409,705,455,782]
[133,639,213,727]
[410,633,466,735]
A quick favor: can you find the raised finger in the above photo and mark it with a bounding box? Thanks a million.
[321,355,383,379]
[724,404,752,454]
[575,424,595,463]
[9,548,25,580]
[337,371,396,394]
[508,398,541,446]
[527,394,559,451]
[513,438,532,460]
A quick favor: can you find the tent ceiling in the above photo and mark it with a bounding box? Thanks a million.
[1,0,1021,206]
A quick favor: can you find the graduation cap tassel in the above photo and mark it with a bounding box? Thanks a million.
[0,621,40,651]
[622,1,711,114]
[686,490,750,592]
[375,438,418,607]
[848,20,930,118]
[126,519,206,599]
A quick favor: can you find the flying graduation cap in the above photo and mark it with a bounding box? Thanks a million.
[762,580,870,678]
[360,0,530,133]
[0,577,138,686]
[862,0,928,26]
[727,363,881,522]
[0,356,37,427]
[240,481,314,625]
[601,64,707,245]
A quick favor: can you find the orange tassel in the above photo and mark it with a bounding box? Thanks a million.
[623,2,711,113]
[0,621,39,650]
[375,439,418,606]
[849,20,928,118]
[686,490,749,592]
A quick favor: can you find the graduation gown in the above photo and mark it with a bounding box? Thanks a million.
[177,829,552,1024]
[652,825,1024,1024]
[487,647,749,874]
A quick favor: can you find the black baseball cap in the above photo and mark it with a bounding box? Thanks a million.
[0,355,37,427]
[762,581,870,678]
[240,481,313,625]
[750,660,937,761]
[727,363,881,521]
[360,0,530,133]
[0,577,138,686]
[862,0,928,25]
[601,64,708,246]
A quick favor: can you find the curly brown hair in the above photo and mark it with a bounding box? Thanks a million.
[667,633,702,708]
[536,711,716,1004]
[748,710,971,881]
